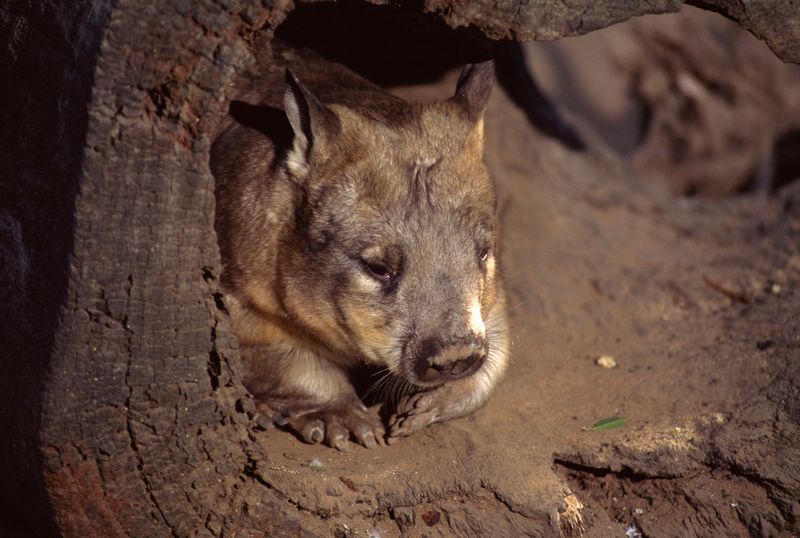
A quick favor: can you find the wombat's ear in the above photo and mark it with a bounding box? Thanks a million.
[284,69,340,172]
[451,60,495,121]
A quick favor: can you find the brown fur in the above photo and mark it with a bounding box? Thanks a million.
[211,40,509,449]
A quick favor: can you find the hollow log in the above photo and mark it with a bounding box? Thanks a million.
[1,1,798,536]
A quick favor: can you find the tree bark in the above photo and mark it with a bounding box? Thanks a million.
[0,0,797,536]
[404,0,800,64]
[1,1,301,536]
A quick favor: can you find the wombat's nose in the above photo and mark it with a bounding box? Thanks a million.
[429,353,485,379]
[415,338,487,383]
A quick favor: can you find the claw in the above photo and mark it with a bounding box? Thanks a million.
[272,412,289,426]
[254,414,273,430]
[293,417,326,444]
[388,388,451,441]
[259,398,385,450]
[362,432,377,449]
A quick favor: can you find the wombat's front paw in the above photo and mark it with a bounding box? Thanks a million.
[267,399,385,451]
[387,391,440,442]
[387,384,475,443]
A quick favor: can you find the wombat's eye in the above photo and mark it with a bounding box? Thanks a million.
[362,259,392,283]
[478,247,490,262]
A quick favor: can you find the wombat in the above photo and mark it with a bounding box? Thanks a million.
[211,42,509,450]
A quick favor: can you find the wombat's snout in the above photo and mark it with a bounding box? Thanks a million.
[414,338,487,383]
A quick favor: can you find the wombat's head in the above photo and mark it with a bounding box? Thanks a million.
[279,62,503,388]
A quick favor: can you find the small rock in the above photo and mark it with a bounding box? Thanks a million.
[596,355,618,369]
[306,458,325,471]
[770,283,782,295]
[421,510,440,526]
[625,525,643,538]
[336,524,358,538]
[756,340,774,350]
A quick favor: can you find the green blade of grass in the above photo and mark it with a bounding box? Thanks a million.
[584,416,626,431]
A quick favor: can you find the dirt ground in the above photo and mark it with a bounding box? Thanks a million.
[250,8,800,537]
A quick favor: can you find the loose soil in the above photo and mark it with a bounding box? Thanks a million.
[248,8,800,536]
